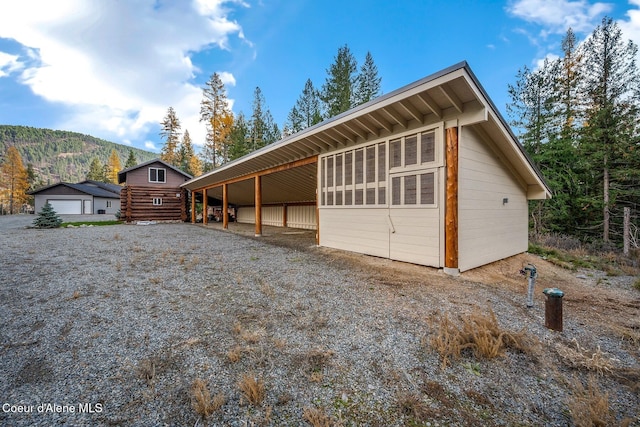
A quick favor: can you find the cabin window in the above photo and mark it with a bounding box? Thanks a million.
[391,171,436,206]
[149,167,166,183]
[152,198,163,206]
[106,201,112,208]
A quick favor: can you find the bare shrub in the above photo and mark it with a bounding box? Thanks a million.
[428,309,530,368]
[191,378,225,418]
[227,346,243,363]
[556,339,617,375]
[396,392,433,423]
[565,375,615,427]
[238,373,265,406]
[302,406,333,427]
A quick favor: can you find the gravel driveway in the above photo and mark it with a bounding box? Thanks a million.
[1,221,638,426]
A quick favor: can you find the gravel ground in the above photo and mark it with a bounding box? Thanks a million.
[0,218,638,426]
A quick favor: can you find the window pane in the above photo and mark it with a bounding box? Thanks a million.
[378,143,386,182]
[390,139,401,168]
[420,173,435,205]
[345,189,352,205]
[150,168,157,182]
[354,189,363,205]
[392,177,401,205]
[355,149,364,184]
[405,135,417,166]
[404,175,417,205]
[321,158,326,189]
[335,190,343,205]
[327,157,334,187]
[366,146,375,183]
[421,132,435,163]
[327,191,334,205]
[345,152,352,185]
[378,187,386,205]
[336,154,343,186]
[366,188,376,205]
[158,169,165,182]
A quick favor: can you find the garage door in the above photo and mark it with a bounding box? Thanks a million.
[48,200,82,214]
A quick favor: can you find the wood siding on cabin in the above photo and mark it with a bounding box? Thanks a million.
[123,162,190,187]
[458,126,528,272]
[120,186,187,222]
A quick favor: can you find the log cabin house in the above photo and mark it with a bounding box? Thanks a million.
[118,159,191,223]
[181,62,551,273]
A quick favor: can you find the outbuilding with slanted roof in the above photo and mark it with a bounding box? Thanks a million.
[181,62,551,273]
[29,180,122,215]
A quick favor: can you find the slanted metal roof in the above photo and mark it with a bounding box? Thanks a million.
[28,181,122,198]
[182,61,551,203]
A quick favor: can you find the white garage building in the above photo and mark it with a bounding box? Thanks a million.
[30,180,122,215]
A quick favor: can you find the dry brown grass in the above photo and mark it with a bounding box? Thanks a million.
[227,345,243,363]
[396,392,433,423]
[238,373,265,406]
[302,406,333,427]
[428,308,531,368]
[565,375,616,427]
[556,339,617,375]
[191,378,225,418]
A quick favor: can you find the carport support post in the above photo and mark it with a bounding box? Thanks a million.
[255,175,262,236]
[223,183,229,229]
[445,125,459,275]
[190,190,196,223]
[202,188,208,225]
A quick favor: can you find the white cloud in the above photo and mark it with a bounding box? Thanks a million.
[144,141,158,151]
[618,0,640,56]
[507,0,613,34]
[0,0,246,148]
[0,51,23,77]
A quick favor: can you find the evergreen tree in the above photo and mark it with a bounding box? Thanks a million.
[0,146,29,214]
[32,202,62,228]
[227,112,251,161]
[580,17,640,243]
[86,158,106,181]
[354,51,382,105]
[160,106,181,166]
[287,79,323,133]
[107,148,122,184]
[177,130,201,177]
[248,87,279,150]
[321,44,358,118]
[125,149,138,168]
[200,73,234,168]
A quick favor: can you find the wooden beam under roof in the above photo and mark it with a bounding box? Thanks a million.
[398,100,424,124]
[368,110,393,133]
[332,124,357,143]
[439,83,463,113]
[342,121,367,140]
[381,105,407,129]
[325,128,348,147]
[354,117,379,138]
[306,135,331,151]
[417,92,442,118]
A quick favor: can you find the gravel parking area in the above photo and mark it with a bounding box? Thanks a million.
[0,220,638,426]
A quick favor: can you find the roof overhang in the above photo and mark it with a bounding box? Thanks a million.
[182,61,551,201]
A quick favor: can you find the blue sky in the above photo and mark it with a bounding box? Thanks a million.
[1,0,639,154]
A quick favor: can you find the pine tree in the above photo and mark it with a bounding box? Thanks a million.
[354,51,382,105]
[248,87,279,150]
[321,45,358,118]
[227,112,251,161]
[580,17,640,243]
[200,73,234,168]
[1,146,29,214]
[33,202,62,228]
[107,149,122,184]
[86,158,106,181]
[177,130,201,176]
[287,79,323,133]
[160,107,181,166]
[125,149,138,168]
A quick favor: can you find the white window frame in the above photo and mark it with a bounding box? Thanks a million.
[152,197,163,206]
[149,167,166,183]
[106,200,112,208]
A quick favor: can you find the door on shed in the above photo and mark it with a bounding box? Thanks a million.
[83,200,92,214]
[48,199,82,214]
[387,130,442,267]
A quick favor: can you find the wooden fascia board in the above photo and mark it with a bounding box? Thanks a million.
[191,156,318,192]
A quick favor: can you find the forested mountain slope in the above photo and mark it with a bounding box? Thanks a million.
[0,125,157,184]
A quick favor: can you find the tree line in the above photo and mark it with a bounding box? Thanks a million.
[508,17,640,248]
[159,44,381,173]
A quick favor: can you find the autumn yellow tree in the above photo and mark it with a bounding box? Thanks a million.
[200,73,233,170]
[107,149,122,184]
[1,146,29,214]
